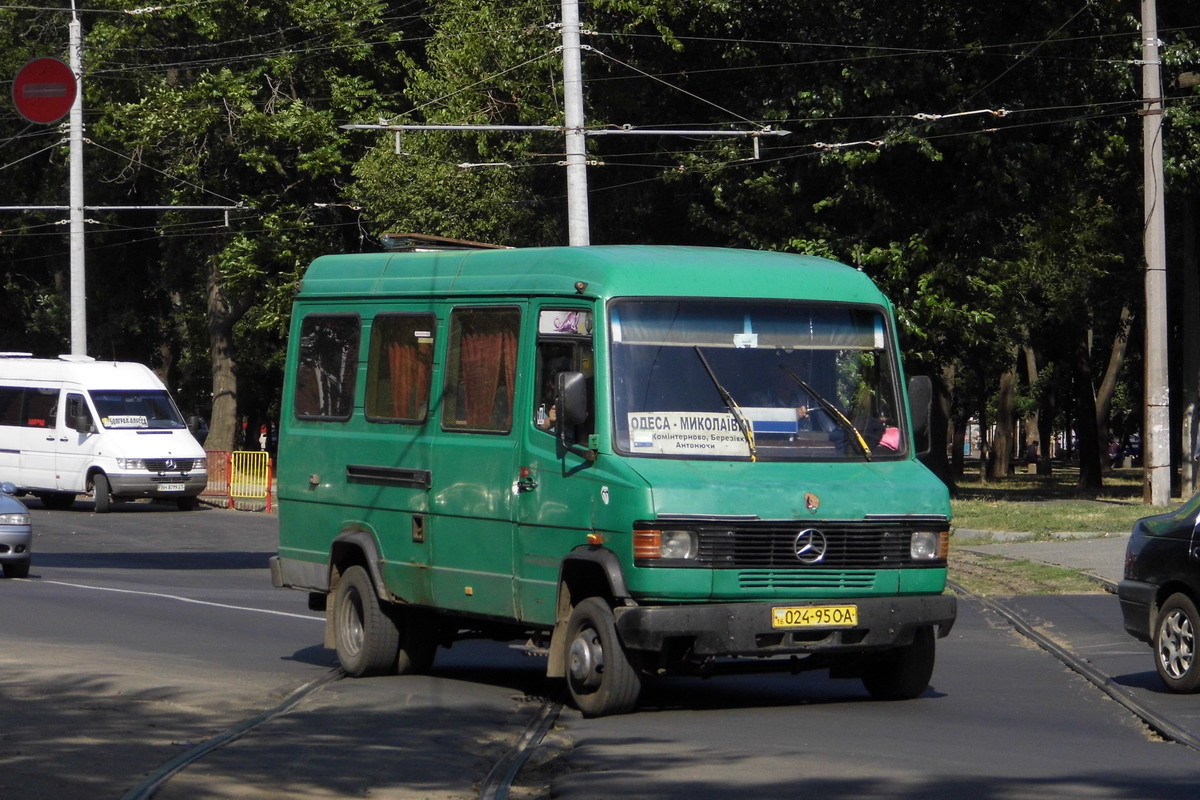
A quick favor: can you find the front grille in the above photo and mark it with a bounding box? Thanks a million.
[690,517,947,570]
[145,458,197,472]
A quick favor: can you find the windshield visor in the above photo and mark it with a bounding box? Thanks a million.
[610,300,905,461]
[90,390,187,431]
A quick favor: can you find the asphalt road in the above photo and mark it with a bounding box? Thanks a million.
[4,499,1200,799]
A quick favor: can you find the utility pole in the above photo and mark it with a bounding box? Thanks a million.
[68,1,86,355]
[560,0,589,246]
[342,0,787,246]
[1141,0,1170,506]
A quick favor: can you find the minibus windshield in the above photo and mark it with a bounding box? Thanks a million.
[610,300,906,461]
[90,390,187,430]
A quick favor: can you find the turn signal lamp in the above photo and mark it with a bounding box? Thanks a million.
[634,528,698,560]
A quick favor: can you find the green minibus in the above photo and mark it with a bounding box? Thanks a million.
[270,244,956,716]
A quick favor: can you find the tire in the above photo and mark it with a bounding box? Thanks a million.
[1154,593,1200,693]
[3,559,30,579]
[36,492,75,511]
[176,496,197,511]
[332,565,399,677]
[391,606,438,675]
[564,597,641,717]
[862,626,936,700]
[92,473,112,513]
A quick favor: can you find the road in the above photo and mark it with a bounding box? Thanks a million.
[2,499,1199,799]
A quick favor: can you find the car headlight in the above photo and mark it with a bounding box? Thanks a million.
[634,528,698,561]
[911,530,949,560]
[116,458,145,470]
[0,512,30,526]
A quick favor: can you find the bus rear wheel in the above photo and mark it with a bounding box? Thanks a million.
[333,565,399,677]
[564,597,641,717]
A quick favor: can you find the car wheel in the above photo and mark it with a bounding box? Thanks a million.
[93,473,111,513]
[3,559,30,579]
[176,496,197,511]
[564,597,641,717]
[1155,593,1200,692]
[861,626,936,700]
[332,565,399,677]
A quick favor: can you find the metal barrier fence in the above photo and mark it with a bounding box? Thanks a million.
[203,450,274,512]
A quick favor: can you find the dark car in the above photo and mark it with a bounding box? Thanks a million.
[1119,495,1200,692]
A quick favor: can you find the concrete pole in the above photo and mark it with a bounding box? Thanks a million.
[1141,0,1170,505]
[68,3,87,356]
[561,0,589,246]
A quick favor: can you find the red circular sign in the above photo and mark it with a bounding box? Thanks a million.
[12,57,77,124]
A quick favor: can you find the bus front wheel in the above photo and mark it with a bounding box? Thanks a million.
[861,626,936,700]
[564,597,641,717]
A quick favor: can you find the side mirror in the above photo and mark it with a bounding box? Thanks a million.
[907,375,933,457]
[0,481,16,495]
[556,371,589,427]
[72,414,94,434]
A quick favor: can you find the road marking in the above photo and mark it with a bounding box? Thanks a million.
[35,579,324,621]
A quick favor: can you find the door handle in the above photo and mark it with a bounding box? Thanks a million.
[517,467,538,493]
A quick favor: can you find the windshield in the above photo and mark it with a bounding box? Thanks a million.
[610,300,906,461]
[89,390,187,430]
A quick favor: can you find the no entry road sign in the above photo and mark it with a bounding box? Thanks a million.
[12,57,77,124]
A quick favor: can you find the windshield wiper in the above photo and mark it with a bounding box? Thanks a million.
[778,366,872,461]
[693,346,757,461]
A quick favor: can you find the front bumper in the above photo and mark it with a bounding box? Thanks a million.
[614,594,956,657]
[1117,578,1157,644]
[107,473,207,498]
[0,525,33,561]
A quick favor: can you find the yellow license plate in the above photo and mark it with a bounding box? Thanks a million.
[771,605,858,629]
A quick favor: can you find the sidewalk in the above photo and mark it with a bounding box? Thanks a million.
[956,530,1130,587]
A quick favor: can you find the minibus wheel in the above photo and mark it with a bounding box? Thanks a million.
[564,597,641,717]
[333,565,399,677]
[861,625,935,700]
[36,492,75,510]
[93,474,112,513]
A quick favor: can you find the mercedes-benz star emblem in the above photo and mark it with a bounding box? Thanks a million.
[793,529,827,564]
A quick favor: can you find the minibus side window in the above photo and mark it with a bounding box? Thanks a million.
[294,314,360,421]
[533,308,594,440]
[365,314,435,423]
[23,388,57,428]
[442,307,520,433]
[66,394,94,433]
[0,387,22,426]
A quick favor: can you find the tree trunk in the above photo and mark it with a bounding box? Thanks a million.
[1076,333,1103,489]
[204,262,253,453]
[1021,345,1040,464]
[1180,194,1199,495]
[993,354,1018,477]
[1095,303,1132,469]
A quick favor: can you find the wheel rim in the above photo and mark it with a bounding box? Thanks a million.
[568,624,604,690]
[1158,608,1195,680]
[340,587,365,657]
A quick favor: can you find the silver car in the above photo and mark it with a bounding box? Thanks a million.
[0,482,32,579]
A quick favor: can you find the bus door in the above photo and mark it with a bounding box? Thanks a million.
[428,305,523,617]
[54,392,98,492]
[516,306,596,624]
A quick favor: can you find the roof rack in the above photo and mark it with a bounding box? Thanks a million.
[0,352,34,358]
[379,233,510,252]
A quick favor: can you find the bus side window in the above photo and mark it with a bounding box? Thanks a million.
[66,393,94,433]
[442,307,520,433]
[294,314,360,421]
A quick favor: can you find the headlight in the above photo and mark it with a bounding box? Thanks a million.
[911,530,949,560]
[634,528,698,561]
[0,513,29,526]
[116,458,145,470]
